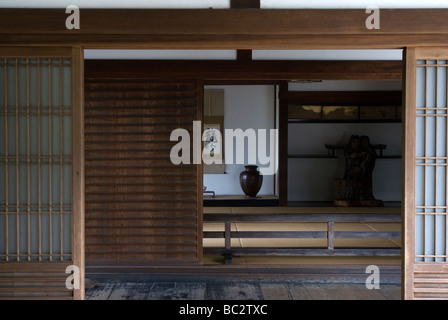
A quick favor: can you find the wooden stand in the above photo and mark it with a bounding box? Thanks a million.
[334,200,384,207]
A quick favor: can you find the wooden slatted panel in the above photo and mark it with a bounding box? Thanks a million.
[0,262,73,300]
[84,79,202,264]
[414,263,448,300]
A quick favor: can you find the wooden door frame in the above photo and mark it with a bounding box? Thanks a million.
[0,46,84,300]
[72,47,85,300]
[2,8,448,300]
[402,47,416,300]
[403,47,448,300]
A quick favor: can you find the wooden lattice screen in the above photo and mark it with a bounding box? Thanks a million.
[84,78,203,266]
[404,47,448,300]
[0,47,84,300]
[0,57,72,262]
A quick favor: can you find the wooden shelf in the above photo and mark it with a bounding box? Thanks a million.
[324,143,400,158]
[288,154,338,159]
[288,119,402,124]
[377,155,402,159]
[282,91,402,106]
[285,91,402,123]
[204,195,279,207]
[288,144,401,159]
[288,155,401,159]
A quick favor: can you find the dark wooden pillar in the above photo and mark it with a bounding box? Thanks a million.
[236,49,253,61]
[278,81,289,206]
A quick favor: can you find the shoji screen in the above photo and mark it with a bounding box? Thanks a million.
[0,48,84,300]
[404,47,448,300]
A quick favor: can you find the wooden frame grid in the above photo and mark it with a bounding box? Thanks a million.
[0,57,72,262]
[414,56,448,263]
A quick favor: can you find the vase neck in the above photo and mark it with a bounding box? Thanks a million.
[245,165,258,171]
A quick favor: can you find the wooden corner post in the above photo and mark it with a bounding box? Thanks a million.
[72,47,85,300]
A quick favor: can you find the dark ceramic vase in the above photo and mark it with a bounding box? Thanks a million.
[239,165,263,198]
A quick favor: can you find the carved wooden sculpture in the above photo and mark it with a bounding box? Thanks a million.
[337,135,383,207]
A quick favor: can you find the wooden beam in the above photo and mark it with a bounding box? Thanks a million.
[1,9,447,36]
[0,9,447,48]
[204,80,280,85]
[0,34,447,49]
[204,247,401,257]
[85,60,402,81]
[0,46,72,57]
[281,91,402,106]
[203,212,401,223]
[2,34,448,49]
[231,0,260,9]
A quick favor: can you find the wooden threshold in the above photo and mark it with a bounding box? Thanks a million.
[85,263,401,284]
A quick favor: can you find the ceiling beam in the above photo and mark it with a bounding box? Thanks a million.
[84,60,403,81]
[0,34,445,49]
[0,9,447,49]
[280,91,402,106]
[0,9,447,36]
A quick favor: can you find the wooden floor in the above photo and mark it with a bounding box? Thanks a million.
[85,280,401,300]
[86,207,402,300]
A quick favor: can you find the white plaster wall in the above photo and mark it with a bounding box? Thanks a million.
[253,50,403,61]
[84,50,237,60]
[203,85,276,196]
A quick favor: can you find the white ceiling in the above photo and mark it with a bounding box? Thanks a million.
[252,50,403,60]
[84,49,403,60]
[0,0,447,8]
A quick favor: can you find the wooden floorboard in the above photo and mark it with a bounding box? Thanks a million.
[85,280,401,300]
[205,282,262,300]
